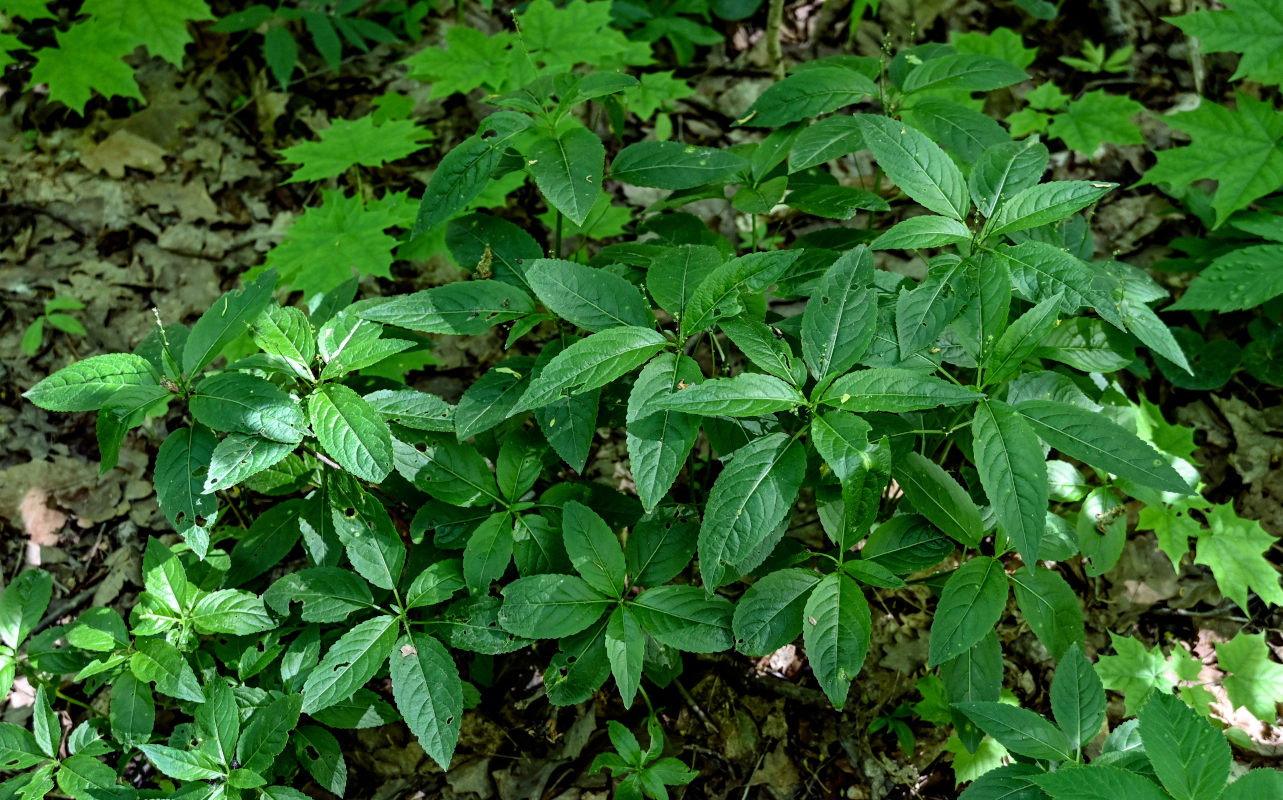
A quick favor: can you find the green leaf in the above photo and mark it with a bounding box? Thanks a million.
[1140,94,1283,226]
[928,556,1008,666]
[822,368,983,414]
[1011,567,1083,661]
[453,358,534,440]
[24,353,160,412]
[1036,317,1136,372]
[562,502,627,598]
[329,475,406,590]
[515,327,667,412]
[1168,0,1283,86]
[413,133,503,234]
[463,512,513,592]
[740,67,878,127]
[1095,633,1178,715]
[543,617,611,705]
[802,573,871,709]
[0,569,52,650]
[28,23,141,115]
[872,215,974,250]
[854,114,969,220]
[279,115,430,182]
[610,140,747,189]
[236,694,303,776]
[1217,631,1283,720]
[972,400,1047,567]
[627,353,704,512]
[528,124,603,227]
[1222,770,1283,800]
[953,701,1075,761]
[895,258,972,358]
[605,605,644,708]
[682,250,801,337]
[863,515,954,575]
[802,246,877,382]
[1034,766,1176,799]
[316,315,412,380]
[720,316,801,384]
[365,388,454,434]
[653,372,806,417]
[140,537,189,619]
[405,560,464,610]
[190,373,307,444]
[1138,692,1231,800]
[251,303,315,379]
[203,432,294,494]
[810,411,873,482]
[894,453,983,548]
[647,245,723,319]
[0,723,44,772]
[1194,503,1283,611]
[1016,399,1193,494]
[900,97,1009,163]
[983,291,1064,385]
[988,242,1116,324]
[732,568,820,656]
[293,725,346,796]
[789,116,865,172]
[79,0,213,65]
[184,269,277,375]
[361,282,536,337]
[498,574,610,638]
[698,432,807,590]
[301,615,398,714]
[902,54,1027,93]
[969,139,1050,218]
[625,509,698,587]
[526,259,653,331]
[66,608,128,652]
[1169,244,1283,312]
[390,633,463,770]
[56,753,127,798]
[138,744,223,781]
[266,190,414,297]
[153,424,219,543]
[1051,643,1106,748]
[309,383,393,483]
[786,183,890,218]
[631,585,734,652]
[131,638,204,703]
[31,685,57,758]
[109,673,154,749]
[956,764,1045,800]
[984,181,1115,240]
[393,433,500,506]
[196,679,238,767]
[1048,90,1145,155]
[536,387,600,473]
[190,590,274,635]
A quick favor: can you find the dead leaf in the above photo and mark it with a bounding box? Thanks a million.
[80,130,168,178]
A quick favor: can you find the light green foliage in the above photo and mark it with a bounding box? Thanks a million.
[264,190,415,297]
[1141,94,1283,226]
[279,115,431,182]
[1217,632,1283,720]
[22,297,87,357]
[1168,0,1283,86]
[1194,503,1283,611]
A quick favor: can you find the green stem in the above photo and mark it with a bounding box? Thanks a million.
[554,211,563,259]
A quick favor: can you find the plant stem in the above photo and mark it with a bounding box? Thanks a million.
[554,211,563,259]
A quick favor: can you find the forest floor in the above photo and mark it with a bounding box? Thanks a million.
[2,0,1282,798]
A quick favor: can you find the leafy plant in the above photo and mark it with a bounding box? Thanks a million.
[1058,39,1133,74]
[14,25,1283,799]
[211,0,431,88]
[955,644,1283,799]
[589,716,698,800]
[22,297,87,357]
[1,0,213,113]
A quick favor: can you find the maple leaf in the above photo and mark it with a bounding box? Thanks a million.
[1137,499,1204,572]
[279,116,432,183]
[29,22,141,115]
[401,25,526,98]
[79,0,213,66]
[1217,632,1283,720]
[1095,632,1178,714]
[520,0,652,72]
[1047,90,1144,156]
[1141,94,1283,227]
[625,71,695,119]
[1168,0,1283,87]
[265,190,415,297]
[1,0,54,20]
[1194,503,1283,611]
[0,33,24,70]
